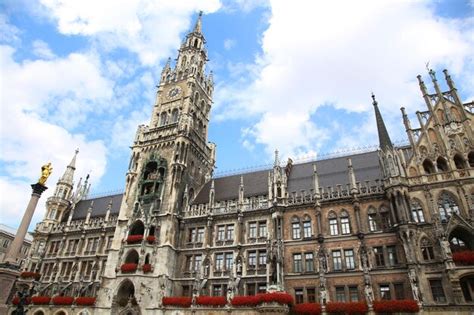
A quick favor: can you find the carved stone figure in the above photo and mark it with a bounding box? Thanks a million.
[364,284,374,305]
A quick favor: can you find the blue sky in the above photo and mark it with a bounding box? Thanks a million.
[1,0,473,229]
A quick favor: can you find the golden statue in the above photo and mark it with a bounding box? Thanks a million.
[38,162,53,185]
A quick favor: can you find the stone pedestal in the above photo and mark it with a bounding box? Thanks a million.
[0,264,20,315]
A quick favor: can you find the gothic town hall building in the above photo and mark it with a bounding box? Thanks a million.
[9,14,474,315]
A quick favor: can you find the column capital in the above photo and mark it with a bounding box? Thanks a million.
[31,183,48,196]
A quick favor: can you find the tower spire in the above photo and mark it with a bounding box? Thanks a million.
[193,11,203,33]
[59,149,79,185]
[371,93,393,151]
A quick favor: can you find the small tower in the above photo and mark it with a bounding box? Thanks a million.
[44,150,79,223]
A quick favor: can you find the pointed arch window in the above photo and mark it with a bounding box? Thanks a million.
[368,207,378,232]
[292,216,301,239]
[436,157,448,172]
[421,238,435,261]
[423,159,435,174]
[302,215,312,238]
[328,212,339,236]
[171,109,179,123]
[410,200,425,223]
[453,154,466,169]
[379,206,391,229]
[160,112,168,126]
[340,210,351,235]
[438,192,460,222]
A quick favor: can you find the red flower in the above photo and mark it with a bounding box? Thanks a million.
[292,303,322,314]
[143,264,152,273]
[146,235,156,244]
[11,296,31,305]
[231,295,261,307]
[373,300,419,313]
[126,234,143,244]
[75,297,96,305]
[258,292,293,305]
[452,250,474,265]
[31,296,51,305]
[326,302,368,314]
[20,271,41,280]
[52,296,74,305]
[121,263,138,273]
[196,296,227,306]
[162,296,192,307]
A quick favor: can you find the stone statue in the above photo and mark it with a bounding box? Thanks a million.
[364,284,374,305]
[319,285,327,305]
[409,269,421,301]
[38,162,53,185]
[440,236,452,259]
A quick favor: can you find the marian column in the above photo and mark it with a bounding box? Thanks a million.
[0,162,51,312]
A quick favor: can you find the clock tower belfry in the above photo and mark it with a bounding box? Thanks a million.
[99,13,216,311]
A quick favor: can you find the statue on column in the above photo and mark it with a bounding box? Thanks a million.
[38,162,53,185]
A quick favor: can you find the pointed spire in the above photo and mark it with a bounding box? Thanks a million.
[347,158,358,194]
[59,149,79,185]
[312,163,320,199]
[401,107,415,148]
[193,11,203,33]
[238,175,244,205]
[274,149,280,167]
[371,93,393,151]
[162,57,171,74]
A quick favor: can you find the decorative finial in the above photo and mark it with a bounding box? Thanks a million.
[199,10,203,17]
[38,162,53,185]
[371,92,377,105]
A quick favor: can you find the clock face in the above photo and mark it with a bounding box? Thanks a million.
[168,86,181,98]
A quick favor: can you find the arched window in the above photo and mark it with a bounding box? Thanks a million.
[189,188,194,202]
[116,279,135,307]
[124,249,139,264]
[328,212,338,236]
[453,154,466,169]
[340,210,351,235]
[423,159,435,174]
[368,207,378,232]
[181,56,187,67]
[410,200,425,223]
[468,151,474,168]
[144,253,150,264]
[193,39,198,48]
[420,238,435,261]
[292,217,301,239]
[302,215,312,238]
[171,109,179,123]
[379,206,391,230]
[160,112,168,126]
[436,157,448,172]
[129,221,145,236]
[437,192,460,222]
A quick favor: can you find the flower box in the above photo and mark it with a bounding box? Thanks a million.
[75,297,96,305]
[196,296,227,307]
[292,303,322,314]
[143,263,152,273]
[52,296,74,305]
[20,271,41,280]
[452,250,474,265]
[326,302,368,314]
[258,292,293,305]
[126,235,143,244]
[121,263,138,273]
[162,296,192,307]
[373,300,419,313]
[11,296,31,305]
[31,296,51,305]
[146,235,156,244]
[231,295,261,307]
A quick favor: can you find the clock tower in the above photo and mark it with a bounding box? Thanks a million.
[99,12,216,312]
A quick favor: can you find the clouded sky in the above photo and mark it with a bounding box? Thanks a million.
[1,0,473,229]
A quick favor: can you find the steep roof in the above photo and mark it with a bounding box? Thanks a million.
[70,193,123,220]
[193,150,382,204]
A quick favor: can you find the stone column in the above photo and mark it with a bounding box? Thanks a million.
[0,183,47,313]
[4,183,47,264]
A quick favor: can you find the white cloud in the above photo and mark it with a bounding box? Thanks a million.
[38,0,222,65]
[32,39,55,59]
[0,45,110,228]
[217,0,474,160]
[0,14,21,44]
[223,38,236,50]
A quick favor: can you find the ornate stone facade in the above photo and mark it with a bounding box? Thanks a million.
[8,14,474,315]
